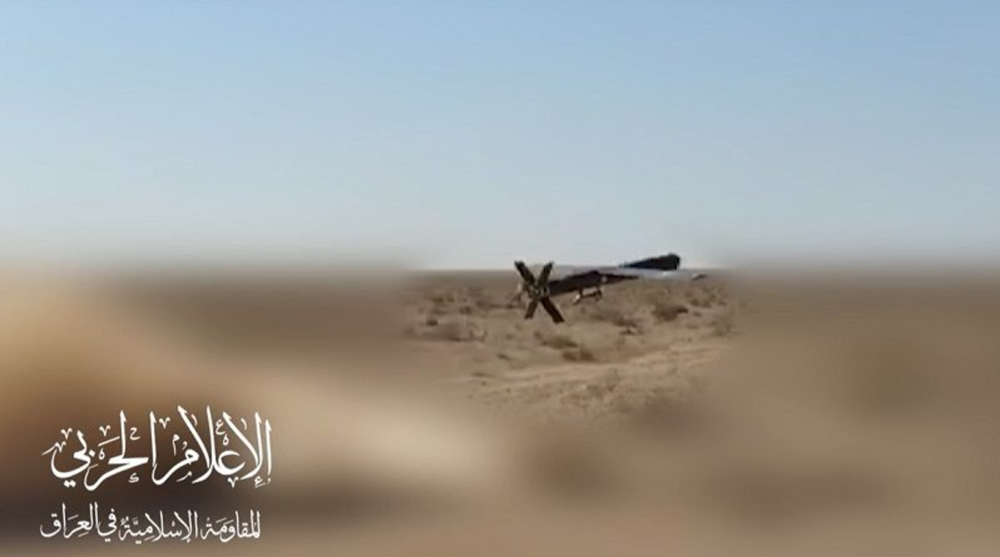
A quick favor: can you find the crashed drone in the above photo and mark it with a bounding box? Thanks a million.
[512,253,704,323]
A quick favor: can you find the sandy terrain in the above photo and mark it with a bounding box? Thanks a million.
[3,269,1000,555]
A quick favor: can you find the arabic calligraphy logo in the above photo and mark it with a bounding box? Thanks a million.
[40,406,272,544]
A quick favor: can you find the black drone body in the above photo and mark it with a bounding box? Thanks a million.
[512,254,699,324]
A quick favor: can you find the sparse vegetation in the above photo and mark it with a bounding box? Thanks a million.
[652,301,688,323]
[589,306,640,329]
[589,305,621,323]
[421,320,485,342]
[560,346,597,362]
[434,321,468,341]
[687,295,711,309]
[468,287,502,311]
[536,332,578,349]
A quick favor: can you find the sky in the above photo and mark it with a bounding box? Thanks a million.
[1,1,997,269]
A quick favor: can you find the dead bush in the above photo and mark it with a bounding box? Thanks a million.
[652,301,689,323]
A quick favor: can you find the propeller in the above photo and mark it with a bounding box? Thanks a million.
[513,261,565,324]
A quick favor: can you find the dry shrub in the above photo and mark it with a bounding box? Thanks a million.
[688,296,711,309]
[652,301,689,323]
[429,292,450,305]
[422,320,479,342]
[469,287,502,311]
[536,332,577,349]
[590,306,639,328]
[561,346,597,362]
[686,286,720,309]
[589,305,621,323]
[620,325,642,336]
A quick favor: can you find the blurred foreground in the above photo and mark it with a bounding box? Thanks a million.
[2,267,1000,555]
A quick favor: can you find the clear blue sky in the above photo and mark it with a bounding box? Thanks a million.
[1,1,997,268]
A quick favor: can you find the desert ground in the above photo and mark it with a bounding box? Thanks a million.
[3,267,1000,555]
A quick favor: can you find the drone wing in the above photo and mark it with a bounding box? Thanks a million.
[588,267,706,281]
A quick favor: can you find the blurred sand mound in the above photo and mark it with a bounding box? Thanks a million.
[15,270,1000,554]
